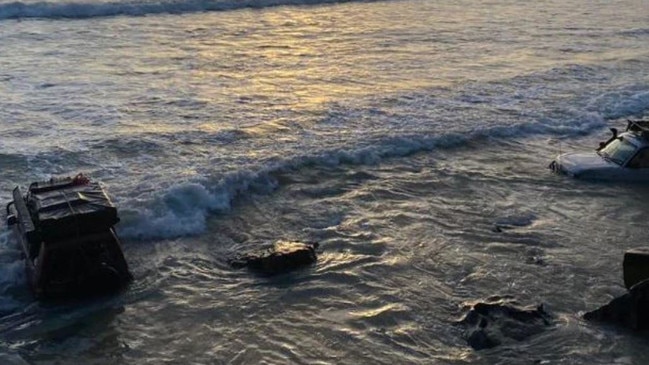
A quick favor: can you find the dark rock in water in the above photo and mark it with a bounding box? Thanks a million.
[457,296,552,350]
[229,240,319,276]
[623,247,649,289]
[583,278,649,330]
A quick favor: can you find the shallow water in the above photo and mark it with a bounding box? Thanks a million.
[1,0,649,363]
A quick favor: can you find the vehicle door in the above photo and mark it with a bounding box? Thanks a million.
[623,148,649,181]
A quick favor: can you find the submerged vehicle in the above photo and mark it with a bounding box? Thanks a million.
[6,174,132,300]
[549,120,649,181]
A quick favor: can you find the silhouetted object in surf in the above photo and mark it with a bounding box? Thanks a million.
[229,240,318,276]
[623,247,649,290]
[6,174,132,300]
[457,296,552,350]
[583,247,649,330]
[583,278,649,330]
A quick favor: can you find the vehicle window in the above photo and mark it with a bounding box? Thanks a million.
[628,148,649,168]
[599,138,637,165]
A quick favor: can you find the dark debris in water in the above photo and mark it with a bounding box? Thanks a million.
[525,248,548,266]
[228,240,319,276]
[492,213,537,233]
[457,296,553,350]
[491,224,508,233]
[525,255,547,266]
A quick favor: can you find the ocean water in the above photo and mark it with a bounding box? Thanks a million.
[1,0,649,363]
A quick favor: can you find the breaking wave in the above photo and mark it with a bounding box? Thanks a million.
[0,0,376,20]
[0,230,26,314]
[115,60,649,241]
[118,113,606,240]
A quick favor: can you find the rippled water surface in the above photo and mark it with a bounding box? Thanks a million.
[1,0,649,363]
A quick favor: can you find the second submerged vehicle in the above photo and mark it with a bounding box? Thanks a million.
[549,120,649,181]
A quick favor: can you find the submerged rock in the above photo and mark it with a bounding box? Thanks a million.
[457,296,552,350]
[229,240,319,276]
[583,278,649,330]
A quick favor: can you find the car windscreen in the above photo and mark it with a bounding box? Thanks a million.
[598,137,637,165]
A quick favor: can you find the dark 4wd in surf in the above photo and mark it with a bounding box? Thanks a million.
[6,174,132,300]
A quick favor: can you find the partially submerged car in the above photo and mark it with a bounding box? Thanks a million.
[549,120,649,181]
[6,174,132,300]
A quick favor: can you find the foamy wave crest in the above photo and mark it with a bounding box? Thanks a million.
[0,230,27,314]
[589,87,649,120]
[118,182,230,239]
[0,261,25,296]
[0,0,371,20]
[117,114,605,241]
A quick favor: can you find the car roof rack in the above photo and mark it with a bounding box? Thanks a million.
[626,120,649,138]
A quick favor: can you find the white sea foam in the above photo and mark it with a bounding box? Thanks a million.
[0,0,374,20]
[0,260,25,294]
[118,182,231,239]
[0,231,26,313]
[590,88,649,120]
